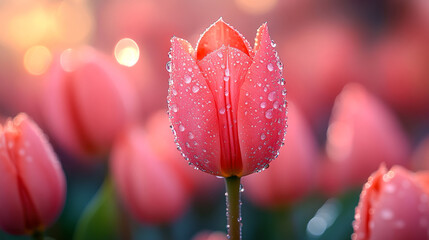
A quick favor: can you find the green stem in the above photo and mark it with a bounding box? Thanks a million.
[32,230,44,240]
[225,176,242,240]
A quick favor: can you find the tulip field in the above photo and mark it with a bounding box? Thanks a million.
[0,0,428,240]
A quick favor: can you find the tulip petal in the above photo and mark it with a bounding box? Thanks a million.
[198,46,252,176]
[15,115,66,230]
[237,23,287,176]
[196,18,252,60]
[0,125,26,234]
[168,37,221,175]
[353,166,429,240]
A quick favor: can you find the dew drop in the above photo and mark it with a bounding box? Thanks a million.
[381,209,393,220]
[179,125,185,132]
[271,40,277,47]
[268,91,276,101]
[260,102,267,109]
[187,67,192,72]
[166,61,172,72]
[219,107,226,114]
[273,101,281,109]
[261,133,266,140]
[265,109,273,119]
[225,68,230,76]
[172,89,178,96]
[171,104,178,112]
[224,76,230,81]
[188,132,195,139]
[184,75,191,84]
[192,86,200,93]
[217,52,223,58]
[267,63,274,71]
[277,61,284,70]
[225,90,229,96]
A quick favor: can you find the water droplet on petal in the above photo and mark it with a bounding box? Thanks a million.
[219,107,226,114]
[172,89,178,95]
[261,133,266,140]
[188,67,192,72]
[184,75,191,84]
[225,68,230,76]
[171,104,178,112]
[260,102,267,108]
[267,63,274,71]
[381,209,394,220]
[192,86,200,93]
[179,125,185,132]
[268,91,276,101]
[189,132,195,139]
[277,61,284,70]
[265,109,273,119]
[166,61,172,72]
[225,90,229,96]
[224,76,230,81]
[273,101,280,109]
[271,40,277,47]
[217,52,223,58]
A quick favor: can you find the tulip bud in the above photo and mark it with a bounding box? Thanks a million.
[353,165,429,240]
[322,83,410,193]
[111,125,189,224]
[0,113,66,235]
[167,18,287,177]
[43,47,137,159]
[243,103,317,207]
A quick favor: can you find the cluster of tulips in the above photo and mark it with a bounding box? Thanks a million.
[1,0,429,239]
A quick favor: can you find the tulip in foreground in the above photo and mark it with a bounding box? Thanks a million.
[167,18,286,239]
[0,114,66,237]
[353,165,429,240]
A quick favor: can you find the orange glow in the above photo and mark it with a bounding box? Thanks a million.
[235,0,278,15]
[114,38,140,67]
[53,1,93,46]
[23,45,52,75]
[1,6,52,50]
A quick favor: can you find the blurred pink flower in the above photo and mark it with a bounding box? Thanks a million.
[320,83,410,195]
[167,19,287,177]
[42,47,137,159]
[372,25,429,116]
[281,18,364,124]
[352,165,429,240]
[111,125,189,224]
[243,102,317,207]
[192,231,228,240]
[0,114,66,235]
[144,110,223,200]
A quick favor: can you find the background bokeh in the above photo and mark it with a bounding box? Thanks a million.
[0,0,428,239]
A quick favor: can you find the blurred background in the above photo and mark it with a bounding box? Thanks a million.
[0,0,428,239]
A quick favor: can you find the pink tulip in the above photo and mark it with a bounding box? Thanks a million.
[167,18,287,177]
[43,47,137,158]
[321,83,410,194]
[352,165,429,240]
[111,125,189,224]
[243,102,317,207]
[0,113,66,235]
[144,110,222,199]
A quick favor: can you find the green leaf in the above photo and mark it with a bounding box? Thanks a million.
[73,177,119,240]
